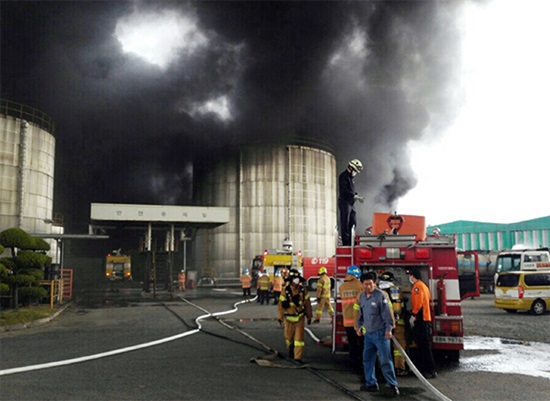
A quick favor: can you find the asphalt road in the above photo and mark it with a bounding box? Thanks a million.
[0,287,549,401]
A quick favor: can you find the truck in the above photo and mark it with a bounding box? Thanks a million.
[332,212,479,362]
[251,238,303,281]
[303,256,336,293]
[495,247,550,274]
[458,250,498,293]
[105,249,132,281]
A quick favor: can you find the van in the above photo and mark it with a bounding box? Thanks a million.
[494,271,550,315]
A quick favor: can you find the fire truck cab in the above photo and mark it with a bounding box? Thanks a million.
[333,213,479,362]
[105,249,132,281]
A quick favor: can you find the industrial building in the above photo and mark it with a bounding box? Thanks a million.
[428,216,550,251]
[0,100,62,256]
[193,141,337,278]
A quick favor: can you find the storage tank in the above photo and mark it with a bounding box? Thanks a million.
[193,141,337,278]
[0,99,57,235]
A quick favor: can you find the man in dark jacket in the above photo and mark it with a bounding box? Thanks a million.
[338,159,364,246]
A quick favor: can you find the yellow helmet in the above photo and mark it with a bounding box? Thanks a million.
[318,266,327,275]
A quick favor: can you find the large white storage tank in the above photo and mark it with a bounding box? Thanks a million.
[0,100,57,235]
[194,142,337,278]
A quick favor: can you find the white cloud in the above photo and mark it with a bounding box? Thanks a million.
[398,0,550,225]
[115,8,208,69]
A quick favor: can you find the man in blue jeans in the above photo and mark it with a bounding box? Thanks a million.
[356,272,400,396]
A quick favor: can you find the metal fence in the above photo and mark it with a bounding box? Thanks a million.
[0,98,55,134]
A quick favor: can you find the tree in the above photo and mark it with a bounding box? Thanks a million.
[0,228,51,308]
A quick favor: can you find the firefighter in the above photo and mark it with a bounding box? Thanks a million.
[240,268,252,299]
[178,270,186,292]
[338,159,364,246]
[313,266,334,323]
[338,265,363,373]
[272,269,284,305]
[277,269,313,363]
[258,272,271,305]
[408,269,438,379]
[378,271,408,376]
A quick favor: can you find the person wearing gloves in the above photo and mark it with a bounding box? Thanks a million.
[338,159,364,246]
[277,269,313,364]
[356,272,399,396]
[408,269,438,379]
[313,266,334,323]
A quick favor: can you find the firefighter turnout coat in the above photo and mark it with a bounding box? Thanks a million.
[278,283,313,361]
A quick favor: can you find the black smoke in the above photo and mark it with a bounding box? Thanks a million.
[1,1,467,232]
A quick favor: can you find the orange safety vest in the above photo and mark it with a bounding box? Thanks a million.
[240,274,252,289]
[272,276,284,292]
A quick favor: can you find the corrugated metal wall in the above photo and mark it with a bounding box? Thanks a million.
[0,108,56,234]
[194,144,337,278]
[429,217,550,251]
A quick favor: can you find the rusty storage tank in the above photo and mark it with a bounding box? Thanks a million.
[193,140,337,278]
[0,99,57,235]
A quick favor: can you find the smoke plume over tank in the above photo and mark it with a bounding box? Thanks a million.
[0,1,467,231]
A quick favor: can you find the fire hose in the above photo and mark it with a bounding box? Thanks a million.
[391,336,453,401]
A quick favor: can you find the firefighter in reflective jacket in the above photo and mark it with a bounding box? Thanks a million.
[313,266,334,323]
[378,272,408,376]
[277,269,312,363]
[258,272,271,305]
[272,270,284,305]
[338,265,363,372]
[240,269,252,299]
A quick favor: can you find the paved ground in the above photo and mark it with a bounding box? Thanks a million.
[0,288,549,401]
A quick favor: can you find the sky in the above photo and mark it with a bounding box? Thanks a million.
[1,0,548,233]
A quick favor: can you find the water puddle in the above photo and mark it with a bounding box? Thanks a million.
[459,336,550,379]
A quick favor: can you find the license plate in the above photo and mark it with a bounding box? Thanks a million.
[433,336,463,344]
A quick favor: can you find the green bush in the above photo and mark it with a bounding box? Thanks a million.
[30,238,50,251]
[0,228,34,254]
[15,251,49,269]
[18,286,48,304]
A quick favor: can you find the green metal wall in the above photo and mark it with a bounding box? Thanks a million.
[428,216,550,251]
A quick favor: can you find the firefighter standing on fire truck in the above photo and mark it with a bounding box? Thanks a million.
[409,269,438,379]
[313,266,334,323]
[278,269,312,363]
[338,159,364,246]
[339,265,363,373]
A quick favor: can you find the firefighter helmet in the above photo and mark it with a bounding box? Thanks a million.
[318,266,327,275]
[348,159,363,173]
[379,271,395,282]
[346,265,361,278]
[287,268,305,282]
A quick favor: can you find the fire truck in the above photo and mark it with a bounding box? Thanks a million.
[303,256,336,292]
[251,238,302,280]
[333,213,479,362]
[105,249,132,281]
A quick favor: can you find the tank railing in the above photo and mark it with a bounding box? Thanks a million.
[0,99,55,134]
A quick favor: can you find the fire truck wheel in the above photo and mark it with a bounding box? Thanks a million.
[530,299,546,316]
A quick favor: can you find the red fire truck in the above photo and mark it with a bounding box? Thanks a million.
[333,213,479,361]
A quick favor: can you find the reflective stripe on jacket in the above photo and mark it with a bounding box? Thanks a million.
[316,274,332,299]
[338,275,362,328]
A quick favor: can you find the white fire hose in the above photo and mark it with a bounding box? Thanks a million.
[391,336,453,401]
